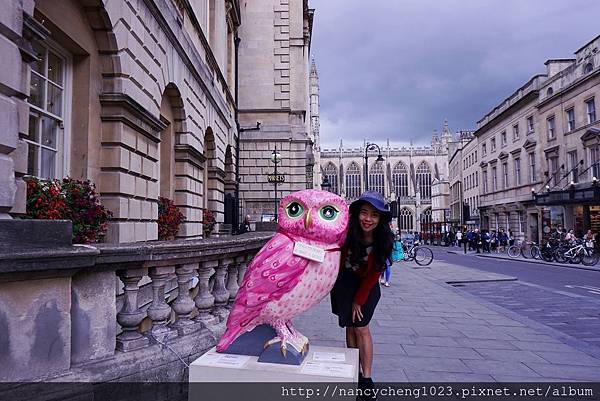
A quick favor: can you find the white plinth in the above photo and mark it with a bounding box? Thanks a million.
[189,345,359,382]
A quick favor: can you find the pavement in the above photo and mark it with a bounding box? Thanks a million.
[294,259,600,382]
[445,247,600,272]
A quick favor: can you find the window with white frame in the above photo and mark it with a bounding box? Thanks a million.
[590,145,600,180]
[491,138,496,152]
[416,161,432,199]
[549,156,559,186]
[513,124,519,141]
[528,152,536,183]
[392,162,409,197]
[586,98,596,124]
[492,166,497,191]
[527,116,534,134]
[547,116,556,140]
[514,158,521,186]
[368,162,385,196]
[482,143,487,156]
[566,108,575,132]
[502,162,508,189]
[345,162,361,200]
[501,131,507,146]
[482,170,488,192]
[27,39,70,179]
[568,151,578,184]
[399,207,413,231]
[323,162,339,195]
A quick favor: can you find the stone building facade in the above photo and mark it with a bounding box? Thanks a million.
[2,0,318,241]
[237,0,316,222]
[320,123,451,233]
[3,0,242,242]
[447,131,477,229]
[471,34,600,242]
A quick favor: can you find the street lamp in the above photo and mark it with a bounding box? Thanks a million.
[364,142,384,192]
[321,176,331,192]
[271,146,282,221]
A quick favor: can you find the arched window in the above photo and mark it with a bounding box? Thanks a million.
[421,207,432,227]
[584,63,593,74]
[323,162,339,195]
[368,162,384,196]
[416,161,432,199]
[392,162,409,197]
[399,207,413,231]
[546,87,553,97]
[345,162,361,200]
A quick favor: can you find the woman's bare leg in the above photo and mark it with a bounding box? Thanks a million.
[354,325,373,378]
[346,326,357,348]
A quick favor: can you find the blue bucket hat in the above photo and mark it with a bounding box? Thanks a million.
[349,191,392,223]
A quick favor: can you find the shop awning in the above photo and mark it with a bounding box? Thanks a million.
[534,184,600,206]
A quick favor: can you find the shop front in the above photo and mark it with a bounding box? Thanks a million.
[535,183,600,241]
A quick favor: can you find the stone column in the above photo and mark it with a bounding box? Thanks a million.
[237,255,251,287]
[226,256,242,305]
[194,260,219,328]
[116,267,150,351]
[213,257,232,321]
[147,266,177,342]
[171,263,202,336]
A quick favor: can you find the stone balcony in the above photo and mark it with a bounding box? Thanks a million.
[0,231,271,386]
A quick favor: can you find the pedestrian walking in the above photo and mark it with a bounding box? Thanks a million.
[330,191,394,394]
[456,230,462,248]
[508,229,515,247]
[482,230,491,253]
[474,229,482,254]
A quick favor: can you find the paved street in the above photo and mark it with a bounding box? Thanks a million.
[434,246,600,299]
[294,258,600,382]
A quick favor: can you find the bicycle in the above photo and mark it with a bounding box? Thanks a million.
[403,242,434,266]
[554,240,599,266]
[507,240,539,259]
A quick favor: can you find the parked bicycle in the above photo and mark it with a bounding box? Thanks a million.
[554,239,599,266]
[403,241,434,266]
[507,240,541,259]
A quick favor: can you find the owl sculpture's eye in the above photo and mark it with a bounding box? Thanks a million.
[286,201,304,218]
[319,205,339,221]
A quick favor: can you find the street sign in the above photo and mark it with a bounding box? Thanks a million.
[267,174,285,183]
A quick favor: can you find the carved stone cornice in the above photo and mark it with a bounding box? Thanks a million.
[100,93,167,142]
[174,144,207,170]
[523,138,537,150]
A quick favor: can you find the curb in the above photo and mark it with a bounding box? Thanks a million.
[476,253,600,272]
[445,250,600,272]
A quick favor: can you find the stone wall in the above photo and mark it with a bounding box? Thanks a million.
[0,233,270,384]
[237,0,314,221]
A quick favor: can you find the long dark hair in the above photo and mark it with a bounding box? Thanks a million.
[344,202,394,272]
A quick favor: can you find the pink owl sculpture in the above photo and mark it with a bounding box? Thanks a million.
[216,189,349,358]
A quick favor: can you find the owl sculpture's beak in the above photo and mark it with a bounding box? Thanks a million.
[304,210,312,230]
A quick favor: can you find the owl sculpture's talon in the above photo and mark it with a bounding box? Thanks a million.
[281,345,287,357]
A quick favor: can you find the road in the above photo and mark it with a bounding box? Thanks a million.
[430,246,600,350]
[432,246,600,299]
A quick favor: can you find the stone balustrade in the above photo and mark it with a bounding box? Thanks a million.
[0,232,272,383]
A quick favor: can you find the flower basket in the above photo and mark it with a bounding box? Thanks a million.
[25,177,112,244]
[158,197,185,240]
[202,209,216,238]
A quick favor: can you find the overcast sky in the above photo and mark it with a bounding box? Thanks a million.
[309,0,600,149]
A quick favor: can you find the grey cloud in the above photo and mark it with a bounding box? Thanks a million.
[310,0,600,148]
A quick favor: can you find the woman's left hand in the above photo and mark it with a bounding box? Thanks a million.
[352,302,363,323]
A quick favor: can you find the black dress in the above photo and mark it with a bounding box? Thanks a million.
[330,245,381,328]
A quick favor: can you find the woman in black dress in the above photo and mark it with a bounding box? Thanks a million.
[330,191,394,391]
